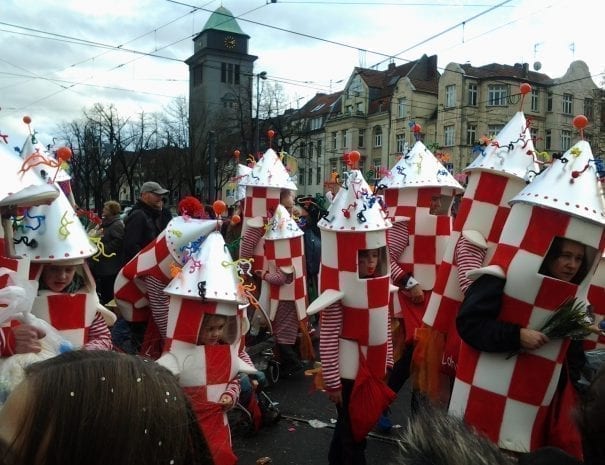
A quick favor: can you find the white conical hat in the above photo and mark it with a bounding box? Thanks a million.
[465,111,540,181]
[165,217,219,265]
[13,186,97,262]
[264,204,303,240]
[234,163,252,202]
[510,140,605,226]
[379,140,464,193]
[163,230,247,304]
[239,148,297,190]
[0,142,59,208]
[318,169,392,232]
[20,134,71,183]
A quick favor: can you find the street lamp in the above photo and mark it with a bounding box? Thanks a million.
[255,71,267,154]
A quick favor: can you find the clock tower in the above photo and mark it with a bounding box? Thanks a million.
[186,5,257,158]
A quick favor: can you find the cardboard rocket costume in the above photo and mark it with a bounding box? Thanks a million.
[157,230,255,465]
[379,141,463,346]
[449,127,605,454]
[307,167,396,451]
[238,147,297,278]
[113,217,218,354]
[13,177,114,350]
[415,110,540,401]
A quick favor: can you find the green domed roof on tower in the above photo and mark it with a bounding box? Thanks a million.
[202,6,247,36]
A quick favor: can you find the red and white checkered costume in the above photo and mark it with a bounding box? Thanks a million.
[159,302,243,465]
[449,205,605,452]
[585,256,605,350]
[158,231,253,465]
[316,230,392,388]
[264,229,307,321]
[239,186,281,275]
[28,263,112,350]
[113,218,217,323]
[385,187,457,344]
[421,172,528,377]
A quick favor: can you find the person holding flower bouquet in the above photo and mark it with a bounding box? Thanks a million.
[455,237,593,458]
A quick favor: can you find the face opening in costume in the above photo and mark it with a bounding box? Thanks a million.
[197,314,227,346]
[538,237,595,284]
[357,247,388,279]
[429,194,452,216]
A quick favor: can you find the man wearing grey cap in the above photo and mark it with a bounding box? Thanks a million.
[115,181,173,354]
[122,181,172,263]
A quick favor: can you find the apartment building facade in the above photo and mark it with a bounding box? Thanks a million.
[291,57,602,197]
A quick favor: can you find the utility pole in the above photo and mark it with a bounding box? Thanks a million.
[255,71,267,155]
[208,131,216,202]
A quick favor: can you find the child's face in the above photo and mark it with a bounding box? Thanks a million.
[41,265,77,292]
[198,315,226,345]
[358,249,380,278]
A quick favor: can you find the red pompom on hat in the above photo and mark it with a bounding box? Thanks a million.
[178,196,204,218]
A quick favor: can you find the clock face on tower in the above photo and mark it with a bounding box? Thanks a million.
[224,36,236,49]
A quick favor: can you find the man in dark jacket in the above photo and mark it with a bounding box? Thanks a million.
[114,181,172,353]
[122,181,173,264]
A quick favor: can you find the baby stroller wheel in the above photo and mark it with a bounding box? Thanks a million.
[267,359,280,385]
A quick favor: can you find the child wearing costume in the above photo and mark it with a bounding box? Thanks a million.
[307,162,396,465]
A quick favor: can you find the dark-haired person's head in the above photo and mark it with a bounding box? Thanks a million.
[539,237,588,284]
[0,351,212,465]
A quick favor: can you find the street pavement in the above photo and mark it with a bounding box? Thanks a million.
[231,366,412,465]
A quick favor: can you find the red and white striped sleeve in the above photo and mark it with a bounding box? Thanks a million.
[386,314,394,369]
[84,313,113,350]
[223,377,241,409]
[387,221,417,288]
[319,302,343,392]
[454,236,486,295]
[239,226,264,261]
[144,275,169,339]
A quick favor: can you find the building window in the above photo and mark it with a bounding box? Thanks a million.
[466,124,477,145]
[374,127,382,147]
[444,125,455,146]
[193,65,203,86]
[356,102,363,113]
[308,167,313,185]
[445,85,456,108]
[330,158,338,173]
[561,130,571,151]
[584,98,594,120]
[547,92,553,112]
[372,158,381,179]
[562,94,573,115]
[316,167,321,185]
[299,168,305,186]
[467,83,478,106]
[308,144,313,159]
[341,130,348,149]
[310,117,323,131]
[397,97,407,118]
[488,124,504,137]
[358,129,365,148]
[545,129,551,150]
[487,84,507,106]
[220,63,240,84]
[331,132,337,151]
[531,88,539,112]
[300,143,306,159]
[530,127,538,144]
[396,134,405,153]
[316,140,322,158]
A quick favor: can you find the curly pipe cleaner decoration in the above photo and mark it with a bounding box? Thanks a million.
[356,202,367,223]
[341,202,357,219]
[0,132,8,144]
[570,163,591,183]
[18,149,62,175]
[58,211,74,239]
[89,237,116,262]
[197,281,207,301]
[13,236,37,248]
[169,262,182,278]
[179,236,205,263]
[188,258,202,274]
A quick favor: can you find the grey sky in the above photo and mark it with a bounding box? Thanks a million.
[1,0,601,145]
